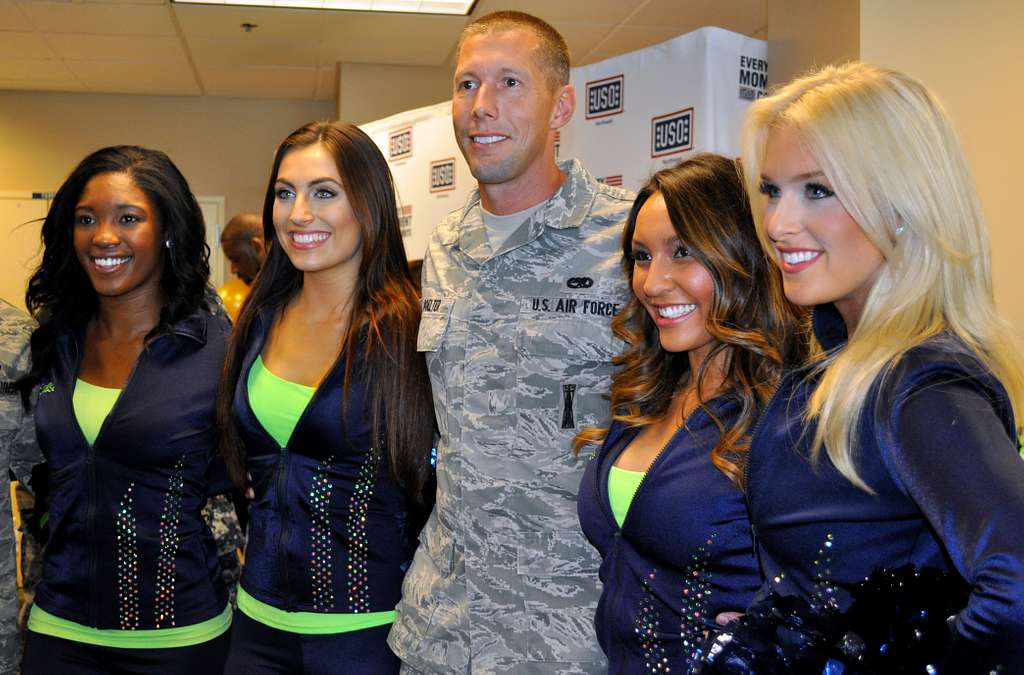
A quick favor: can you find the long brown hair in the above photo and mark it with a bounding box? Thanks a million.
[217,121,434,503]
[575,153,805,487]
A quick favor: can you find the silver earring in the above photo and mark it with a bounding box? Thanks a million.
[165,240,172,249]
[894,223,906,236]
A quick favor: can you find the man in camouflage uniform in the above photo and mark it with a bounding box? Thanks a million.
[389,12,634,673]
[0,299,41,673]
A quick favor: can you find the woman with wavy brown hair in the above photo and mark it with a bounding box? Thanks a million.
[575,153,804,672]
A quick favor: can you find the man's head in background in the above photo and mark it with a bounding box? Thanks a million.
[220,212,266,285]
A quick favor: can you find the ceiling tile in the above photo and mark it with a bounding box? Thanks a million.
[0,78,86,92]
[316,12,464,65]
[470,0,635,25]
[582,24,701,65]
[0,1,35,31]
[0,31,57,59]
[17,1,177,35]
[553,21,617,65]
[187,34,321,67]
[77,0,167,4]
[65,59,202,95]
[625,0,766,36]
[199,64,317,98]
[46,34,189,62]
[0,57,77,81]
[173,3,330,40]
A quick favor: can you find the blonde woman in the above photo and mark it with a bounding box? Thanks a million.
[739,62,1024,668]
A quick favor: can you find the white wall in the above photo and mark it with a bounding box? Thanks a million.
[861,0,1024,345]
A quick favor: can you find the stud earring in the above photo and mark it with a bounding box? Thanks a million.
[165,240,172,249]
[894,223,906,236]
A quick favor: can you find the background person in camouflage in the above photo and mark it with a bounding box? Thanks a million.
[0,298,42,674]
[388,11,634,673]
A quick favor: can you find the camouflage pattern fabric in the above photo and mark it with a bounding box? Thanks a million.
[202,493,243,606]
[0,300,41,674]
[389,160,634,673]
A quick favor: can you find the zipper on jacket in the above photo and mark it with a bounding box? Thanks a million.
[81,342,149,627]
[276,448,293,610]
[618,403,706,532]
[87,446,98,627]
[743,368,803,580]
[610,531,626,672]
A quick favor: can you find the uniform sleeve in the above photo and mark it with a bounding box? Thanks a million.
[10,405,41,488]
[886,376,1024,666]
[202,494,242,606]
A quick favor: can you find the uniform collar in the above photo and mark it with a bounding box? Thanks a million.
[455,159,598,263]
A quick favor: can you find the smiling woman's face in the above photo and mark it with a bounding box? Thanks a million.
[630,191,716,362]
[272,143,363,277]
[759,124,885,328]
[73,171,163,300]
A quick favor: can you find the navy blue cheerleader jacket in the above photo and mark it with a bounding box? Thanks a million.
[233,312,422,614]
[747,304,1024,667]
[32,309,231,630]
[578,396,761,673]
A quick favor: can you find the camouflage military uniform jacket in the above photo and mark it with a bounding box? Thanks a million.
[390,160,634,673]
[0,300,40,674]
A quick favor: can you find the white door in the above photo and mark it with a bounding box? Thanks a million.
[0,193,49,312]
[197,196,226,288]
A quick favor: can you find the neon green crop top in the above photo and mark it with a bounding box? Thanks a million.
[73,379,121,445]
[247,355,316,449]
[608,465,646,528]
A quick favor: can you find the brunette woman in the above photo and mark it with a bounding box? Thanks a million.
[219,121,433,674]
[576,154,804,672]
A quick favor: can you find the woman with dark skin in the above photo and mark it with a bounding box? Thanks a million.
[17,146,233,674]
[218,121,433,674]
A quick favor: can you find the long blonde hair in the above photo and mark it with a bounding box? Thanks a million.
[740,62,1024,491]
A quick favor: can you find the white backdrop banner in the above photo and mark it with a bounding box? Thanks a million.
[360,26,766,262]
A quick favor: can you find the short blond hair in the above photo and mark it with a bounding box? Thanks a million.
[457,11,570,90]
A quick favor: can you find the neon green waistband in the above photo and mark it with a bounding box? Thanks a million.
[237,586,395,635]
[28,603,232,649]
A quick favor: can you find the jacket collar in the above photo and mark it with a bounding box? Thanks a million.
[164,309,210,344]
[811,303,848,352]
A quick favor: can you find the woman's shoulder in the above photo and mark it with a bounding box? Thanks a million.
[891,333,998,390]
[879,332,1013,427]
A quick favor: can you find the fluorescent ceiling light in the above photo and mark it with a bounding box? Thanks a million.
[172,0,475,14]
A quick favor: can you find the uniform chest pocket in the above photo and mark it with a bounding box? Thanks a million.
[417,295,455,353]
[515,306,619,448]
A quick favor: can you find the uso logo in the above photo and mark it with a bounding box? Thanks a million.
[585,74,624,120]
[388,126,413,161]
[651,108,693,158]
[429,158,456,193]
[398,204,413,237]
